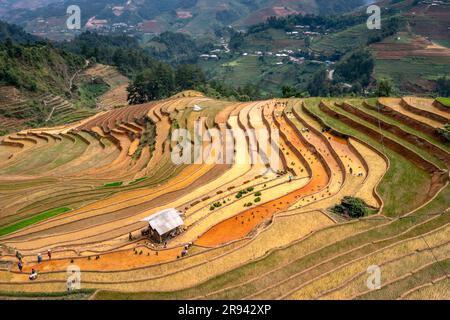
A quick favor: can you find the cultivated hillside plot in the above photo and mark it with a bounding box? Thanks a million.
[83,64,130,110]
[0,93,448,300]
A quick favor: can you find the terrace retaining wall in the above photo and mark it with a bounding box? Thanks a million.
[370,101,441,140]
[320,102,439,174]
[401,99,448,124]
[339,102,450,170]
[319,102,446,198]
[433,100,450,113]
[300,103,386,211]
[289,106,346,183]
[272,105,313,177]
[261,104,290,173]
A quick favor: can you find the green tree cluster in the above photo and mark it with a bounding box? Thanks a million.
[332,196,369,218]
[127,64,206,104]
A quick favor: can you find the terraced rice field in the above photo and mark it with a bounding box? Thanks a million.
[0,93,448,300]
[83,64,130,110]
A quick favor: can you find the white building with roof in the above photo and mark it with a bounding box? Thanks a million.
[142,209,184,243]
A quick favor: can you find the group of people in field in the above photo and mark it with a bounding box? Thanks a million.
[16,249,52,281]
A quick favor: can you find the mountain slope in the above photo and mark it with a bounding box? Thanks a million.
[309,0,450,93]
[1,0,369,37]
[0,22,133,134]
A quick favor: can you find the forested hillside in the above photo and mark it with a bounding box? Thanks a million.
[0,41,84,93]
[1,0,449,136]
[0,23,120,134]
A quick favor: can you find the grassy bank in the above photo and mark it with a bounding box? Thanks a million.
[302,99,432,217]
[0,207,71,237]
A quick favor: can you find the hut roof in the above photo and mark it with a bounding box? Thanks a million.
[142,209,183,236]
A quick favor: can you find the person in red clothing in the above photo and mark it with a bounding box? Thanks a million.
[47,249,52,260]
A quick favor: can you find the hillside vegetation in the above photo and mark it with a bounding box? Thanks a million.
[0,94,448,301]
[0,25,130,134]
[0,41,84,94]
[2,0,369,36]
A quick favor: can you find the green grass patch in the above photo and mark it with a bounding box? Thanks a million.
[76,80,109,109]
[0,124,9,136]
[203,55,321,96]
[311,23,371,55]
[436,97,450,108]
[375,56,450,94]
[102,181,123,188]
[0,207,71,236]
[129,177,148,185]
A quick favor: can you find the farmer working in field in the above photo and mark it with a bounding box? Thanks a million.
[16,251,23,262]
[67,278,73,292]
[29,268,38,281]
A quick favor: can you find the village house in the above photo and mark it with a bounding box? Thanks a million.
[141,209,184,243]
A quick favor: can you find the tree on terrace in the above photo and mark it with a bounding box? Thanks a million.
[436,76,450,97]
[127,63,175,104]
[335,49,374,87]
[175,64,206,91]
[376,79,394,97]
[332,196,369,218]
